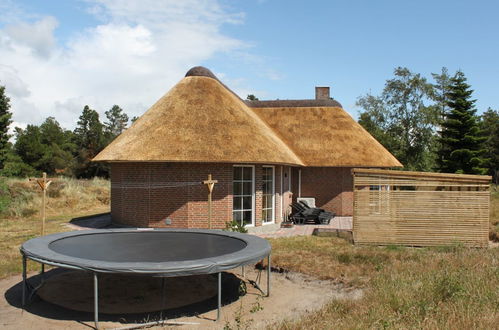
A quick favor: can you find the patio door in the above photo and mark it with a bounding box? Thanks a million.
[262,166,275,224]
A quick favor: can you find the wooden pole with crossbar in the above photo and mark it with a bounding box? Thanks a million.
[203,174,218,229]
[30,172,52,236]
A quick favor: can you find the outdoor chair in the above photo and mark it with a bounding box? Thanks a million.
[289,202,334,225]
[297,201,335,225]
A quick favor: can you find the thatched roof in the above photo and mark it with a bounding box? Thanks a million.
[93,69,303,165]
[94,66,401,167]
[245,99,342,108]
[252,106,402,167]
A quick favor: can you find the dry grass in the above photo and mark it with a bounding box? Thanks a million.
[270,236,499,329]
[490,185,499,242]
[0,177,110,279]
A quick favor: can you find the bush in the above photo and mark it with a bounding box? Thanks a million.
[225,220,248,233]
[0,178,11,215]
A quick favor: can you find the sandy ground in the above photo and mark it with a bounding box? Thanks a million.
[1,266,362,329]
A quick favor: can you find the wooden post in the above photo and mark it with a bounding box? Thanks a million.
[30,172,52,236]
[203,174,218,229]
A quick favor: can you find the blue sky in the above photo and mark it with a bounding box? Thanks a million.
[0,0,498,129]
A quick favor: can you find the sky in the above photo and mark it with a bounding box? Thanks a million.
[1,0,498,131]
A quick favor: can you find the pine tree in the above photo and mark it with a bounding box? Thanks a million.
[481,108,499,183]
[0,85,13,168]
[73,105,107,178]
[437,71,487,174]
[104,105,128,141]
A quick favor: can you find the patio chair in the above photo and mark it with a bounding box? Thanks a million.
[298,201,335,225]
[289,202,321,224]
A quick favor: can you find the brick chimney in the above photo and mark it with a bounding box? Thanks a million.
[315,86,330,100]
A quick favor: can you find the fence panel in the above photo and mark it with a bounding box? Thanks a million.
[353,169,490,247]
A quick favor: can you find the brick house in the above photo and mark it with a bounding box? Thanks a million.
[93,67,401,229]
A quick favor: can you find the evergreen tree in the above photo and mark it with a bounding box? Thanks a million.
[437,71,487,174]
[0,85,13,169]
[39,117,76,174]
[481,108,499,183]
[246,94,259,101]
[73,105,107,178]
[104,105,128,141]
[14,118,77,175]
[431,67,452,122]
[14,125,46,168]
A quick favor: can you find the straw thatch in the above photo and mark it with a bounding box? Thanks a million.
[93,74,303,165]
[251,106,402,167]
[94,67,401,167]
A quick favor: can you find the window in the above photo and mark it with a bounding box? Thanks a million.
[262,166,275,223]
[233,166,254,226]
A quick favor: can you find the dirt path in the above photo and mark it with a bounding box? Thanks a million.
[1,267,362,329]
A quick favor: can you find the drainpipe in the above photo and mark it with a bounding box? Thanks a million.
[298,169,302,198]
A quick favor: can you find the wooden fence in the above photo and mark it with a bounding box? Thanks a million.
[352,169,491,247]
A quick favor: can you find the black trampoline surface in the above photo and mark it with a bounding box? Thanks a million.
[21,228,271,276]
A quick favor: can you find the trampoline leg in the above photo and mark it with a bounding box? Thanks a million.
[94,273,99,330]
[241,265,245,277]
[216,272,221,321]
[160,277,166,321]
[22,254,27,307]
[266,254,271,297]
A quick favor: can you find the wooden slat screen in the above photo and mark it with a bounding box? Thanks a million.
[352,169,491,247]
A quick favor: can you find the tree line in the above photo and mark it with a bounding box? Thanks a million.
[0,85,133,178]
[357,67,499,183]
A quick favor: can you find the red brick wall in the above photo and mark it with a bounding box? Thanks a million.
[110,163,284,228]
[295,167,353,216]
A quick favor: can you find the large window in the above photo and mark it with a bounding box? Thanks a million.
[262,166,275,223]
[233,166,254,226]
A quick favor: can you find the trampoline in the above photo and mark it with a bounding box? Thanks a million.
[20,228,271,329]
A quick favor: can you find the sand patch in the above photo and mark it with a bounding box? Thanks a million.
[1,267,362,329]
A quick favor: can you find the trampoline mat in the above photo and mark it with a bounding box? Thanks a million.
[21,229,271,276]
[48,231,247,263]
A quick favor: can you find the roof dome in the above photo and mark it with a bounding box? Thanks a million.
[185,66,217,79]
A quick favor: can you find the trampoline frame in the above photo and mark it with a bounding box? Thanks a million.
[20,229,271,330]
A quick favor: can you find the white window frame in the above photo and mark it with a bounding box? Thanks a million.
[232,165,255,227]
[262,165,275,224]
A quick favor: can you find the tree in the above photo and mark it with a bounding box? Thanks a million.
[437,71,487,174]
[0,85,13,169]
[14,125,46,168]
[357,67,439,171]
[431,67,452,122]
[246,94,259,101]
[39,117,76,174]
[104,105,128,141]
[73,105,107,178]
[14,118,76,175]
[480,108,499,183]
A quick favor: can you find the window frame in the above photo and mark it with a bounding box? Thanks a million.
[262,165,275,224]
[232,165,255,227]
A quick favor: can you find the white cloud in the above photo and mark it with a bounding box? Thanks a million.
[4,16,58,58]
[0,0,248,130]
